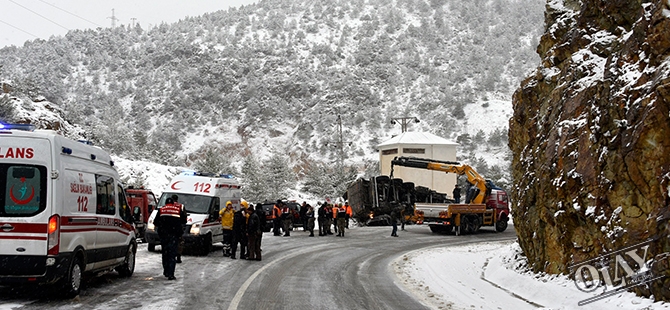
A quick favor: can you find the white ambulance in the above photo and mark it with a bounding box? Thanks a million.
[145,172,241,255]
[0,124,136,297]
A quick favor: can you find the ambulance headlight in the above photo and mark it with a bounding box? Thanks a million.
[190,223,201,235]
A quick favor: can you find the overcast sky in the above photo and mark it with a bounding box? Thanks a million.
[0,0,258,48]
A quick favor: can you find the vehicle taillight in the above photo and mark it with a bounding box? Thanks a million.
[47,215,60,255]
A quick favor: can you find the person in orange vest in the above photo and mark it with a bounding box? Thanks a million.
[155,197,186,280]
[219,201,235,257]
[281,202,292,237]
[272,200,282,236]
[334,203,347,237]
[344,201,353,229]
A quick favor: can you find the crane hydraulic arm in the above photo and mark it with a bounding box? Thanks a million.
[390,156,489,204]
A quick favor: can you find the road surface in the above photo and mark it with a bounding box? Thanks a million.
[0,224,516,309]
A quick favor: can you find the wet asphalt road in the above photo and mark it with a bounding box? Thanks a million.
[0,224,516,310]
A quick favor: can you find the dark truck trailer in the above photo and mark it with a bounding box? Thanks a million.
[344,176,418,226]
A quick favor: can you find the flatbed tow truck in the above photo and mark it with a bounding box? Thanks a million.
[390,156,510,235]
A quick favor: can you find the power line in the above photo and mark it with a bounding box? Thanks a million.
[7,0,69,31]
[0,19,39,38]
[37,0,103,28]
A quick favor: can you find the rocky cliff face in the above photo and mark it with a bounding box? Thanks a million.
[509,0,670,299]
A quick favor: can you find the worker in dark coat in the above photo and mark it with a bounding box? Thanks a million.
[231,203,248,259]
[281,202,292,237]
[453,184,461,203]
[254,203,266,253]
[155,197,187,280]
[247,205,262,261]
[318,202,327,236]
[306,203,315,237]
[390,206,400,237]
[172,195,186,264]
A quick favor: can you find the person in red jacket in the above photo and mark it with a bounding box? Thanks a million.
[155,197,186,280]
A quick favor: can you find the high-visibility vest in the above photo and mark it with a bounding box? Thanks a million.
[345,204,352,217]
[160,203,181,217]
[273,205,281,218]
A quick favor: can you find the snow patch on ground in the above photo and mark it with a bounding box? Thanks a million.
[395,241,670,310]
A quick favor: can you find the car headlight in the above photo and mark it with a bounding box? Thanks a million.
[190,223,201,235]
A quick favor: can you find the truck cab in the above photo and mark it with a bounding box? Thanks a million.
[124,187,158,241]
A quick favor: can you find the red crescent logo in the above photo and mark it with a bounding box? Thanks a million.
[9,186,35,205]
[171,181,183,190]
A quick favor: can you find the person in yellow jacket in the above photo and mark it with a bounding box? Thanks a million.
[219,201,235,257]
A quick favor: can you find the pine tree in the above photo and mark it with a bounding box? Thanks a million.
[264,150,294,199]
[241,154,266,202]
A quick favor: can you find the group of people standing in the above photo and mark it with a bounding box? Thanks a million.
[317,201,353,237]
[271,200,317,237]
[219,200,264,261]
[155,197,355,280]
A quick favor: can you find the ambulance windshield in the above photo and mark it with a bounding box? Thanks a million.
[158,193,217,214]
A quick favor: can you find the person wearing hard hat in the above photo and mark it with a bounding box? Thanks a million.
[219,201,235,257]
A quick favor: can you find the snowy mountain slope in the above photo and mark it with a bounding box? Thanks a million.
[0,0,545,196]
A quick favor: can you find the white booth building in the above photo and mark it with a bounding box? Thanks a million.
[377,132,458,196]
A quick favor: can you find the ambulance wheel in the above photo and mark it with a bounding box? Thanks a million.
[116,244,136,277]
[148,243,156,252]
[61,255,83,298]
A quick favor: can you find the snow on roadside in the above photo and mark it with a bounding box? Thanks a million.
[394,241,670,310]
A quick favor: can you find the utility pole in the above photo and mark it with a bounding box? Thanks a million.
[108,9,119,28]
[326,115,352,169]
[391,116,420,133]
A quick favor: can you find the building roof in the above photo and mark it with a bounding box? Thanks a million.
[377,131,458,148]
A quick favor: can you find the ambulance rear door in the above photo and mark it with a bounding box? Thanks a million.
[0,135,52,271]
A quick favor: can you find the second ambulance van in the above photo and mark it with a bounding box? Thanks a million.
[145,172,241,255]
